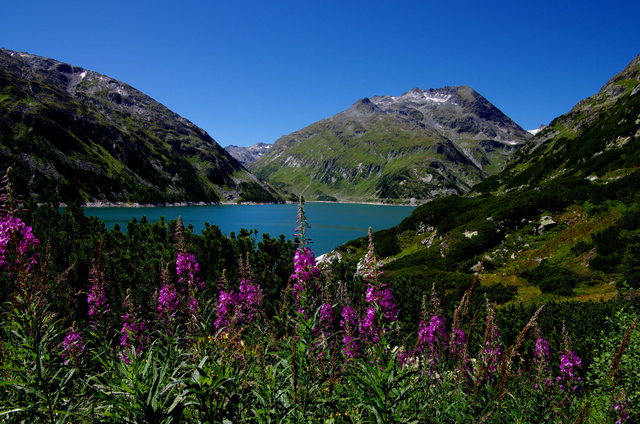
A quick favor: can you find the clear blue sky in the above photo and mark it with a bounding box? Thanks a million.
[2,0,639,147]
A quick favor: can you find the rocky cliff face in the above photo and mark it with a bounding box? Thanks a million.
[0,48,282,204]
[250,86,530,203]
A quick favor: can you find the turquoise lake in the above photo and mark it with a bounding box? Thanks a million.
[83,203,417,254]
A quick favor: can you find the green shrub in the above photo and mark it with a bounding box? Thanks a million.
[521,260,579,296]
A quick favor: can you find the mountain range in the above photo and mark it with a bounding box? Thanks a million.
[250,86,531,203]
[2,45,639,304]
[0,48,282,204]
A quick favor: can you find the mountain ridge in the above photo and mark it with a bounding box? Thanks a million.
[473,53,640,194]
[0,48,282,204]
[225,142,272,166]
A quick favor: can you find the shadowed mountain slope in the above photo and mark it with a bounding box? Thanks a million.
[0,48,282,204]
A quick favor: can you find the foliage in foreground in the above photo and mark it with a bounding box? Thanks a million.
[1,189,639,423]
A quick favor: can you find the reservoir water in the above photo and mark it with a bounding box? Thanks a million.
[83,203,417,254]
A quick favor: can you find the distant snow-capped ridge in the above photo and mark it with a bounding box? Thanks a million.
[225,142,272,165]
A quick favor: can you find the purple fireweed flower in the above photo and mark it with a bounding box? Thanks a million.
[558,350,582,381]
[175,248,204,324]
[120,292,149,363]
[238,277,263,325]
[534,337,552,360]
[188,294,199,316]
[417,315,448,357]
[342,335,359,359]
[87,273,110,320]
[215,268,264,330]
[358,227,398,346]
[557,323,582,390]
[613,391,630,424]
[318,302,334,334]
[291,247,320,318]
[0,215,40,272]
[359,305,378,342]
[340,305,358,328]
[378,286,398,322]
[416,287,448,364]
[396,348,418,368]
[176,251,203,290]
[532,326,554,391]
[449,327,471,380]
[480,299,502,375]
[120,313,149,363]
[61,326,85,366]
[311,302,335,357]
[359,283,398,345]
[215,283,239,330]
[157,282,180,326]
[292,247,320,284]
[340,305,360,358]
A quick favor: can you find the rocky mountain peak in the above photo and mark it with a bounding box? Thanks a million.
[380,86,461,106]
[225,143,273,166]
[343,97,385,117]
[251,85,531,202]
[362,85,530,145]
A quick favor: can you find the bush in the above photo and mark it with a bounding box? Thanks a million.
[521,260,579,296]
[316,195,337,202]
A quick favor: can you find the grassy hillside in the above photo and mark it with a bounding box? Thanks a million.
[251,87,530,203]
[335,171,639,312]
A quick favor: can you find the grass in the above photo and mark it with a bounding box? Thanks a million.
[253,114,509,202]
[374,200,628,306]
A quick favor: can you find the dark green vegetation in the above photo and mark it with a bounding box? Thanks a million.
[0,48,282,204]
[0,201,295,325]
[250,86,530,203]
[0,197,638,422]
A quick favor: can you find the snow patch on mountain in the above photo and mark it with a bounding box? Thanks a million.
[528,125,547,135]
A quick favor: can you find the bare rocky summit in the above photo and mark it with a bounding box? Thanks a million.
[225,143,272,166]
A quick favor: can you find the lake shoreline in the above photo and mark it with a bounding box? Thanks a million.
[79,202,418,255]
[75,200,420,208]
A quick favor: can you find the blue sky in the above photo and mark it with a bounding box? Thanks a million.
[2,0,639,147]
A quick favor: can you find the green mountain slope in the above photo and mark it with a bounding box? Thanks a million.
[334,54,640,306]
[474,54,640,194]
[0,48,282,204]
[250,86,531,203]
